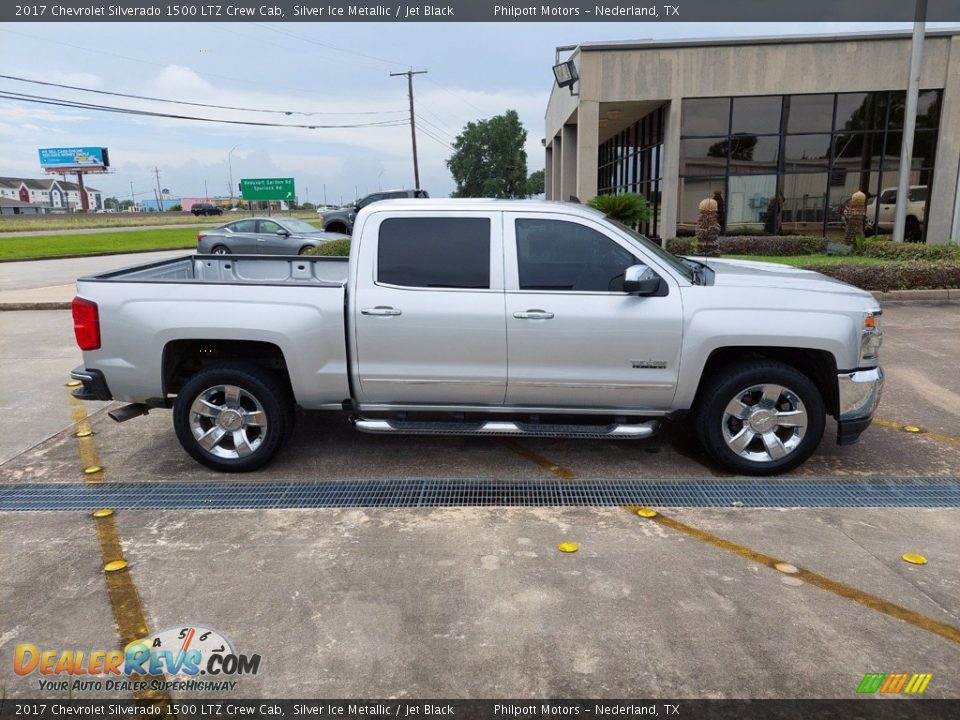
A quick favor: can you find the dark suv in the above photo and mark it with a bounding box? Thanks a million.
[318,189,428,234]
[191,203,224,216]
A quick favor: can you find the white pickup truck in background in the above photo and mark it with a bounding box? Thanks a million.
[70,199,883,476]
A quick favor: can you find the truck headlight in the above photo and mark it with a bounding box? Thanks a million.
[860,310,882,365]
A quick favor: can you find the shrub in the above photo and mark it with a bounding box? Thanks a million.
[665,236,827,256]
[856,239,960,261]
[800,260,960,292]
[587,193,652,226]
[306,238,351,256]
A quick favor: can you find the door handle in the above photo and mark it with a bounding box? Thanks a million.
[361,306,402,316]
[513,310,554,320]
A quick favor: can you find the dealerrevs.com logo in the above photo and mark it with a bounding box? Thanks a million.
[857,672,933,695]
[14,625,260,693]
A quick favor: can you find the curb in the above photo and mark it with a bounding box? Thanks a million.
[1,289,956,312]
[0,302,71,311]
[871,288,958,302]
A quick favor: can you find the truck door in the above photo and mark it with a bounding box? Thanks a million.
[503,213,683,411]
[352,212,507,406]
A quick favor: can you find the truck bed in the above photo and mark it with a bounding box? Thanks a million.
[74,254,352,410]
[83,254,349,286]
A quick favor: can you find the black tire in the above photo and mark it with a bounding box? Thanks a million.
[325,223,349,235]
[298,245,313,256]
[694,360,825,476]
[173,362,293,472]
[211,245,231,255]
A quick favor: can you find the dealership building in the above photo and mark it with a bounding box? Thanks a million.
[544,29,960,243]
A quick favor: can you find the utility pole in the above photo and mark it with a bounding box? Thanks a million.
[129,181,135,210]
[893,0,927,243]
[153,166,164,212]
[390,69,428,190]
[204,179,209,202]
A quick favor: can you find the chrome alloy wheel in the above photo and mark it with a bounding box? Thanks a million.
[188,384,268,459]
[721,383,808,463]
[212,246,230,255]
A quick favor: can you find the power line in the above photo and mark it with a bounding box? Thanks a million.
[417,126,454,151]
[0,74,406,117]
[415,114,457,142]
[0,28,345,100]
[423,76,488,115]
[0,90,410,130]
[253,23,411,69]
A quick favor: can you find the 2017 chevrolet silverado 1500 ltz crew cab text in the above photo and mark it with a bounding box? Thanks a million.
[70,199,883,475]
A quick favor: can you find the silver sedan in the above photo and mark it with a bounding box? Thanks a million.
[197,217,349,255]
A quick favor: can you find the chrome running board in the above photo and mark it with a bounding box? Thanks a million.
[351,417,660,440]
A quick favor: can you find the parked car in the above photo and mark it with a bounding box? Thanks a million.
[71,199,883,475]
[865,185,927,242]
[191,203,224,216]
[318,188,429,234]
[196,217,348,255]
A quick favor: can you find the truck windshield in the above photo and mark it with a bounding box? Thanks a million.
[609,220,695,282]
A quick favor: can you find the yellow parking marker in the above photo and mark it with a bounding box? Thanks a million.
[624,506,960,646]
[874,418,960,447]
[66,380,82,388]
[902,553,928,566]
[635,507,658,518]
[66,387,170,705]
[501,439,576,480]
[558,542,579,553]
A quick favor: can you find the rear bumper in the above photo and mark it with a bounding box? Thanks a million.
[70,366,112,402]
[836,366,883,446]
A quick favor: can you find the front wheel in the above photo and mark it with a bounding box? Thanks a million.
[173,363,293,472]
[694,360,825,476]
[298,245,313,256]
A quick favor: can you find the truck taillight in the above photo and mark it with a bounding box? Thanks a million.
[72,297,101,350]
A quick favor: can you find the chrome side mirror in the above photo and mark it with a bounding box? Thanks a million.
[623,264,663,296]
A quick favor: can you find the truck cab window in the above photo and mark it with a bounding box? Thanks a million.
[515,219,637,292]
[378,217,491,289]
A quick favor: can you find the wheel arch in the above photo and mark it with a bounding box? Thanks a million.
[162,339,292,399]
[690,346,839,418]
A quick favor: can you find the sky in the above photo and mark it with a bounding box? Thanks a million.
[0,20,955,206]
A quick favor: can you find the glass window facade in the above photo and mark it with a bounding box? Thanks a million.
[597,106,665,238]
[678,90,943,240]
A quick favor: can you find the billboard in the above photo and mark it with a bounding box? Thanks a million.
[38,147,110,170]
[240,177,295,201]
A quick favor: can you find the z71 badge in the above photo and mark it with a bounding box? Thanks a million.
[632,360,668,369]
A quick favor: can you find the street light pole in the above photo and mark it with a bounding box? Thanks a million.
[893,0,927,243]
[228,144,240,207]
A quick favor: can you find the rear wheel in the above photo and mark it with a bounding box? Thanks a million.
[694,360,825,476]
[211,245,231,255]
[173,363,293,472]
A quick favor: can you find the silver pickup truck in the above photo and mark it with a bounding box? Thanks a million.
[70,199,883,476]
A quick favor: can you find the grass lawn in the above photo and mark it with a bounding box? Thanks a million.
[724,254,889,266]
[0,227,200,260]
[0,211,320,233]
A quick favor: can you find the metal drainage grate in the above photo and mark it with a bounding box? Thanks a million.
[0,477,959,511]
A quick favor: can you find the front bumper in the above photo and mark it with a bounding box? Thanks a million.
[836,366,883,446]
[70,366,112,402]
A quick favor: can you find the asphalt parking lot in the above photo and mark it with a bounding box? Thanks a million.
[1,302,958,699]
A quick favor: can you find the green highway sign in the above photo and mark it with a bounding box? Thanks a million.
[240,177,296,201]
